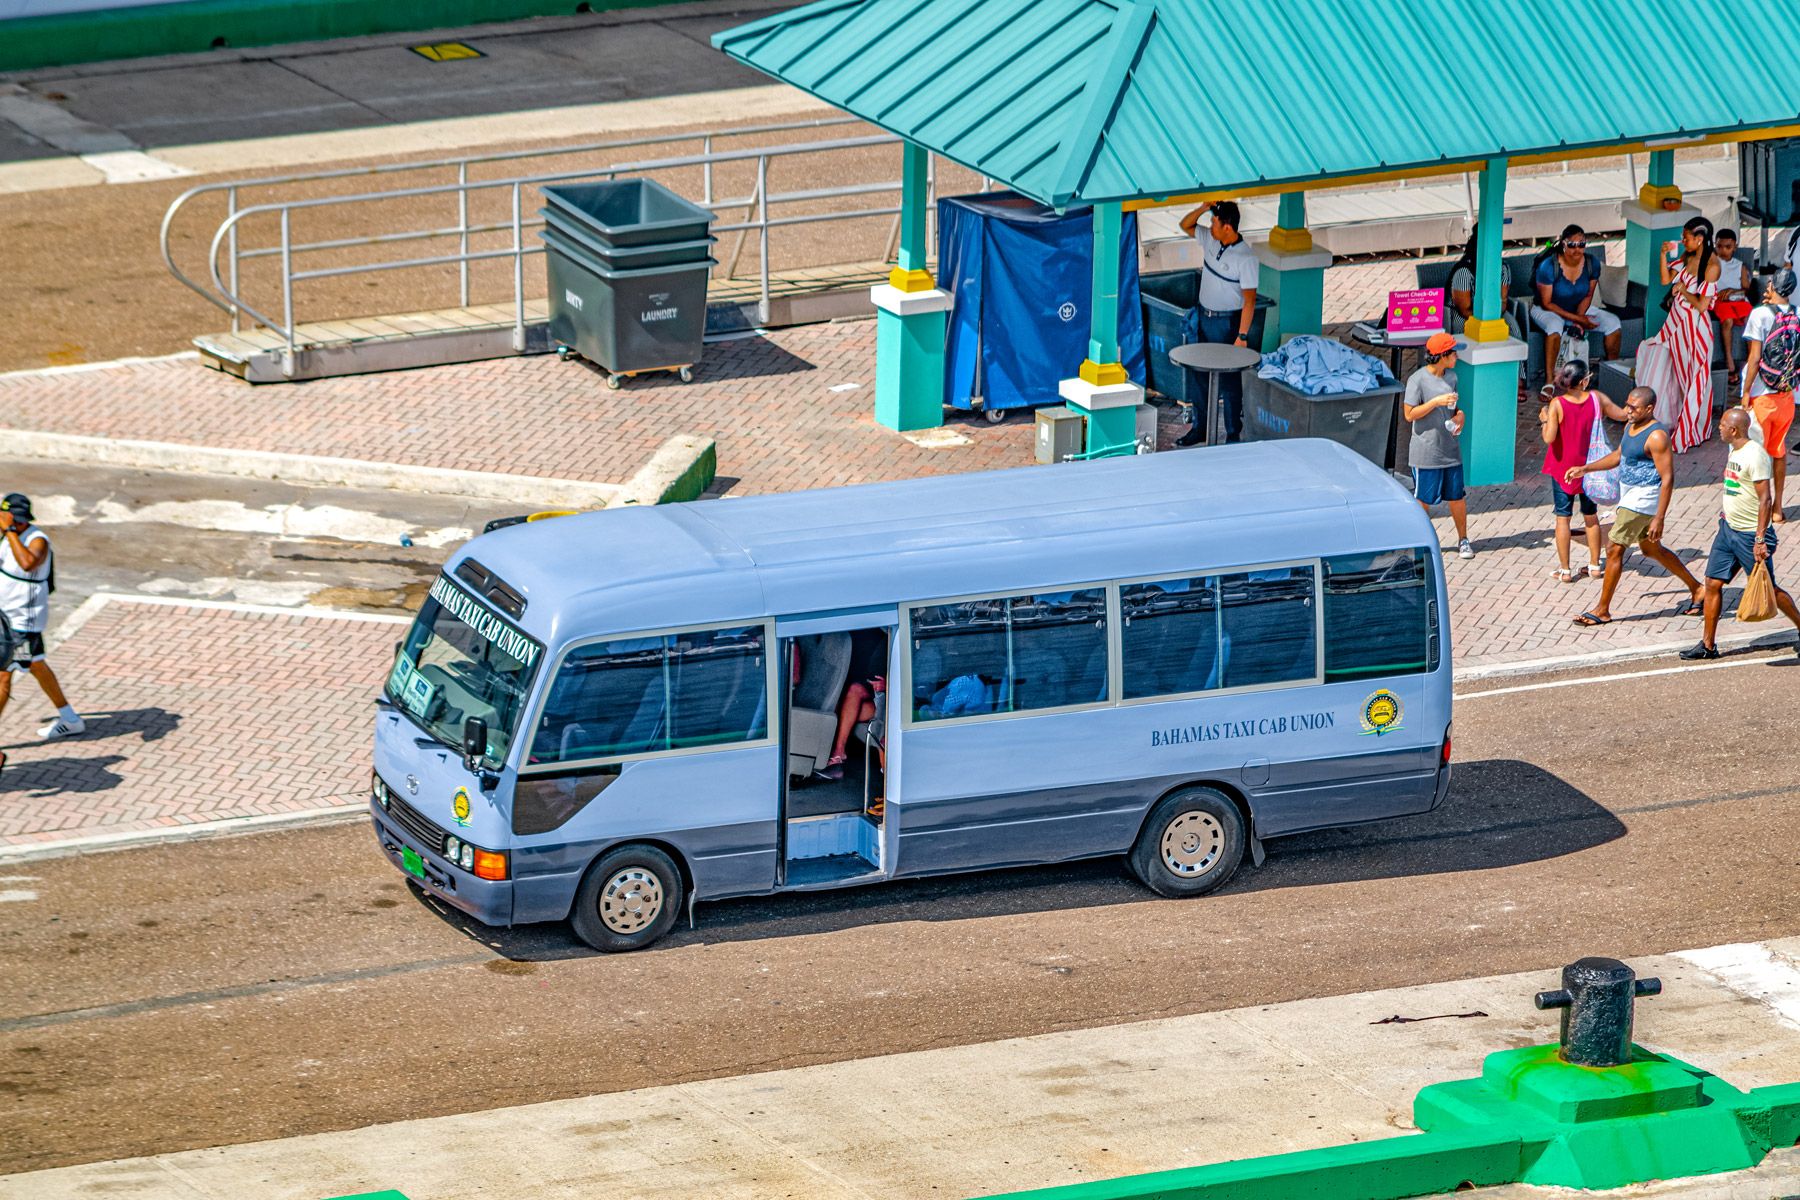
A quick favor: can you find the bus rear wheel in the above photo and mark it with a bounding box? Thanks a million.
[571,844,684,952]
[1128,788,1245,898]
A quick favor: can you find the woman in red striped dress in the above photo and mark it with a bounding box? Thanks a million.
[1658,217,1721,453]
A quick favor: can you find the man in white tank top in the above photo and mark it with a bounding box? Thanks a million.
[0,494,83,754]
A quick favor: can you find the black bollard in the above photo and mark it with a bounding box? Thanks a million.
[1533,957,1662,1067]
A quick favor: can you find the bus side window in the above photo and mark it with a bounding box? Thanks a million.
[1121,577,1221,700]
[530,624,768,765]
[910,589,1107,722]
[1219,566,1317,688]
[1322,549,1432,682]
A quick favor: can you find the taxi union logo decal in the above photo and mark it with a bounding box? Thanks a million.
[1360,689,1403,736]
[452,787,473,827]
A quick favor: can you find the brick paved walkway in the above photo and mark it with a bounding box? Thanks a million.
[0,598,401,850]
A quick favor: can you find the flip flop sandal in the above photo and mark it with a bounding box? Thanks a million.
[1573,611,1612,627]
[1554,567,1576,583]
[1681,599,1704,616]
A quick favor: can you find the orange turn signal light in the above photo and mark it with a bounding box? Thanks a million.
[473,848,508,880]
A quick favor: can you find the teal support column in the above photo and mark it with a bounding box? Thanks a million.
[872,140,949,432]
[1060,200,1144,457]
[1256,190,1330,351]
[1459,157,1526,487]
[1626,149,1690,340]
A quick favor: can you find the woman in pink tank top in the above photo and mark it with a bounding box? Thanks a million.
[1540,360,1603,581]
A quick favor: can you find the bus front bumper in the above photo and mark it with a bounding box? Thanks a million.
[370,804,513,927]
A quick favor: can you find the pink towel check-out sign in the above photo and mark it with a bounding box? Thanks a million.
[1387,288,1446,336]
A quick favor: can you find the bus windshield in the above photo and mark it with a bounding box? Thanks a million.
[385,576,544,763]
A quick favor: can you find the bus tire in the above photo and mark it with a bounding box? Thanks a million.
[570,844,684,953]
[1128,788,1245,898]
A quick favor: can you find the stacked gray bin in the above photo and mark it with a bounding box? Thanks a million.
[1241,370,1403,469]
[541,179,714,389]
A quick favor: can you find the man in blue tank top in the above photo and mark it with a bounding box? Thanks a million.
[1564,386,1702,625]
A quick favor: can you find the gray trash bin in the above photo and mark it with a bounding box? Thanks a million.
[543,229,712,388]
[541,179,715,386]
[1242,371,1402,469]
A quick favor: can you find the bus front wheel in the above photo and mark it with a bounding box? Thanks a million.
[1128,788,1245,898]
[571,844,685,952]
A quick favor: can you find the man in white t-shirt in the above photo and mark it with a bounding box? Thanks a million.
[0,494,83,749]
[1681,409,1800,659]
[1175,199,1260,445]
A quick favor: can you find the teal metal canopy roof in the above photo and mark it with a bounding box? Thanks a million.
[714,0,1800,208]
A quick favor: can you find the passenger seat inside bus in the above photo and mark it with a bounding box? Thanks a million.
[787,632,850,777]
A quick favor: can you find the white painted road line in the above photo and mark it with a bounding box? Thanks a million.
[1677,943,1800,1033]
[0,891,36,903]
[1456,651,1786,700]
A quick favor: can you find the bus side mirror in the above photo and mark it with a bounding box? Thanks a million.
[462,716,487,767]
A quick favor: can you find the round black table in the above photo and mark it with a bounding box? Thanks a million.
[1348,323,1436,379]
[1168,342,1263,446]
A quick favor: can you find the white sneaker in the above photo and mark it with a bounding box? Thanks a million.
[1458,539,1476,559]
[39,716,85,740]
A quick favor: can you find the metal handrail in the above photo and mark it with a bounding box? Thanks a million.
[160,114,865,328]
[200,132,914,375]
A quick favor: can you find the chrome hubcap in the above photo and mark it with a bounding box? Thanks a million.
[1159,811,1224,877]
[599,868,664,934]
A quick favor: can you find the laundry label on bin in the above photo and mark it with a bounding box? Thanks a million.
[564,289,584,311]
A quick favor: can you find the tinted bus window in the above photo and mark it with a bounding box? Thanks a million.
[911,589,1107,721]
[1121,577,1222,699]
[1218,566,1317,689]
[1323,549,1432,682]
[529,625,766,764]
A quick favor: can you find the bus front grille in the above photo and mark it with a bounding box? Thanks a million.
[384,793,448,855]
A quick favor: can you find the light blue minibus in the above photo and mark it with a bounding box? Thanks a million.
[372,440,1452,951]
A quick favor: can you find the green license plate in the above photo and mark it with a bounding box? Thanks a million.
[401,846,426,879]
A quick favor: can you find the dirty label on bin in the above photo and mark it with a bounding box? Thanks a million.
[564,290,584,311]
[641,306,679,322]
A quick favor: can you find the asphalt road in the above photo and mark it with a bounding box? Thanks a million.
[2,649,1795,1173]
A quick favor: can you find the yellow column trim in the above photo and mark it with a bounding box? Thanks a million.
[1463,317,1512,344]
[888,267,938,293]
[1266,225,1313,254]
[1636,183,1683,212]
[1079,359,1129,386]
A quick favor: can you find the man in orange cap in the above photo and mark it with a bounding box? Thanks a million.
[1403,333,1474,559]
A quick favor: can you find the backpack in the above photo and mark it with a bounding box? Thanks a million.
[1755,305,1800,393]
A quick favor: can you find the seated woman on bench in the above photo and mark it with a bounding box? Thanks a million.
[816,629,886,781]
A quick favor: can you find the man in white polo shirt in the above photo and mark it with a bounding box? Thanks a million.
[1176,199,1260,445]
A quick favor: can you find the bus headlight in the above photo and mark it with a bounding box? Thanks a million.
[445,836,462,862]
[460,843,475,870]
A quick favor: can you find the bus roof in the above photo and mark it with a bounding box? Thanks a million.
[455,439,1433,645]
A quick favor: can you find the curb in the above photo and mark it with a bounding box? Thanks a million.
[1452,626,1796,684]
[0,429,622,508]
[0,803,367,864]
[606,434,717,508]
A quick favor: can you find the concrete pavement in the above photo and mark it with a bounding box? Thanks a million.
[6,940,1800,1198]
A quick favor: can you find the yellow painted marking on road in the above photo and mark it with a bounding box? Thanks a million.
[1456,651,1789,701]
[410,42,483,62]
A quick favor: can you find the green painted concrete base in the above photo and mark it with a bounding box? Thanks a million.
[1258,264,1325,353]
[874,305,947,432]
[1072,403,1137,458]
[981,1042,1800,1200]
[1461,357,1520,487]
[0,0,681,72]
[1626,218,1676,341]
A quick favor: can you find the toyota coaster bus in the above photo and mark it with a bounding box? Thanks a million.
[372,440,1452,952]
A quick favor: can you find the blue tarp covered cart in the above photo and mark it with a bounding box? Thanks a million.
[937,192,1145,418]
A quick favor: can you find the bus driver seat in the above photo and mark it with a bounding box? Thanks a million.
[788,632,851,777]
